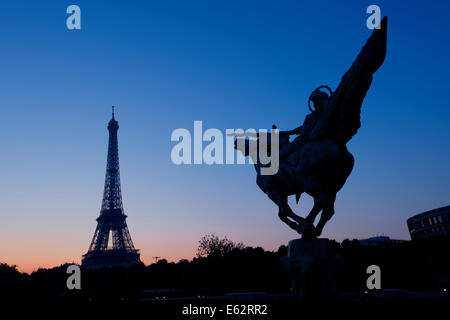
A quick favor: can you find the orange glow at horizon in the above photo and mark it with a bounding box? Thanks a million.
[3,246,198,274]
[1,230,354,274]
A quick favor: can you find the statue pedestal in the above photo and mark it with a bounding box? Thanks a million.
[281,238,343,301]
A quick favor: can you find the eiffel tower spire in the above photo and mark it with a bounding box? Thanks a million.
[82,109,140,268]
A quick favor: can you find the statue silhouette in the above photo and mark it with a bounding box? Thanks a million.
[234,17,388,238]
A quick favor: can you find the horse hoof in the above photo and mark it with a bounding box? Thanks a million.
[315,228,322,237]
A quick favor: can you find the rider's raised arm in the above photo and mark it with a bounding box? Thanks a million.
[291,125,303,135]
[280,125,303,136]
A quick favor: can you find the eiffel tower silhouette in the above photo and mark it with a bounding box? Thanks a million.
[82,107,140,268]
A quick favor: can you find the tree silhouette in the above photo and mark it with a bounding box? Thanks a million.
[197,234,245,258]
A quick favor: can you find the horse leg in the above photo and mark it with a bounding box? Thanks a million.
[315,196,336,237]
[298,177,325,238]
[268,191,303,234]
[279,193,306,230]
[305,199,322,225]
[286,205,305,225]
[279,208,303,233]
[301,199,322,239]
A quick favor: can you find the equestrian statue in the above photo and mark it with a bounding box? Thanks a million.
[232,17,387,239]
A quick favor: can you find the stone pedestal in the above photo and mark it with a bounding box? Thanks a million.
[280,238,343,301]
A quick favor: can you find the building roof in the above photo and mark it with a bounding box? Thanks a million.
[407,205,450,224]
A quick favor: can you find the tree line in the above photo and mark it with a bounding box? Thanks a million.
[1,235,448,300]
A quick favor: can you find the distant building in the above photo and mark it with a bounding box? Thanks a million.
[358,236,406,246]
[407,205,450,240]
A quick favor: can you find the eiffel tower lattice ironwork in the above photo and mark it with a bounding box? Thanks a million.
[82,107,140,268]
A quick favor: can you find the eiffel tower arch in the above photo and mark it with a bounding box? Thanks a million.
[82,108,141,269]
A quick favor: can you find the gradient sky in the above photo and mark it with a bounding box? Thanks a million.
[1,1,449,273]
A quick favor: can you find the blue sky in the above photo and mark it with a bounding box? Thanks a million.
[0,0,449,272]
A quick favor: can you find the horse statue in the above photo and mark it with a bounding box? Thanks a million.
[233,18,387,239]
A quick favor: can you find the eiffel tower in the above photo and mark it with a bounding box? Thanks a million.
[82,107,140,268]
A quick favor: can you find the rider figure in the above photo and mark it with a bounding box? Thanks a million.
[278,88,330,160]
[232,87,331,160]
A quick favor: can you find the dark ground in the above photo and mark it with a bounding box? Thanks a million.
[1,237,449,316]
